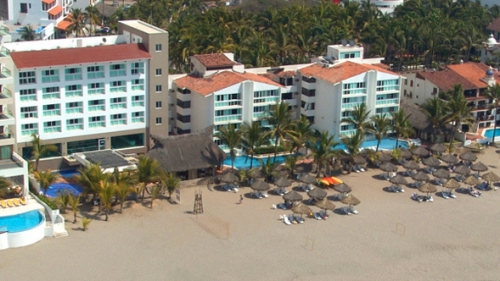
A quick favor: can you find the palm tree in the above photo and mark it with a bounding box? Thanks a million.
[258,156,277,182]
[34,169,56,197]
[150,184,161,209]
[215,124,242,171]
[56,190,71,214]
[341,131,365,173]
[135,155,164,201]
[75,163,107,202]
[390,109,414,148]
[85,5,102,35]
[263,101,294,162]
[65,8,87,37]
[31,134,58,171]
[20,24,36,41]
[163,172,180,199]
[341,103,371,134]
[421,97,448,142]
[240,122,269,170]
[98,179,115,221]
[445,84,473,150]
[68,194,80,223]
[289,115,316,156]
[110,167,135,206]
[367,114,392,152]
[485,84,500,143]
[308,131,338,177]
[283,155,301,178]
[114,181,135,213]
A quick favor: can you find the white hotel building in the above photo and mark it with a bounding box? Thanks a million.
[169,44,402,144]
[0,20,169,170]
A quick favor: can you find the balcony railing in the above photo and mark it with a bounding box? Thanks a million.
[375,98,399,106]
[0,88,12,98]
[214,115,242,123]
[339,129,357,136]
[341,102,364,109]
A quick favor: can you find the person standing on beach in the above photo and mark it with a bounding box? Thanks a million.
[239,194,243,204]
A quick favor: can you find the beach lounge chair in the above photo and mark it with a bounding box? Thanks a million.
[6,199,14,207]
[271,204,277,209]
[442,192,449,199]
[448,192,457,198]
[283,216,292,225]
[13,198,21,206]
[288,215,298,224]
[20,198,27,205]
[295,216,305,224]
[0,200,6,208]
[353,166,360,173]
[313,212,322,220]
[349,206,358,214]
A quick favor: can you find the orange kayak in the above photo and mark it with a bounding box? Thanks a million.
[324,177,335,185]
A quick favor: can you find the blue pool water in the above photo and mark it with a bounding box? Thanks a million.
[483,128,500,139]
[336,137,409,151]
[45,183,84,198]
[223,155,289,170]
[0,210,43,233]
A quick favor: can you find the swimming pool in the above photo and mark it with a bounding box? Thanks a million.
[0,210,44,233]
[45,183,84,198]
[57,169,80,179]
[336,137,409,151]
[483,128,500,139]
[223,155,289,170]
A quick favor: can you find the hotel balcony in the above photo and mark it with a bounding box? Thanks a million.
[0,49,10,64]
[300,107,315,116]
[214,114,242,124]
[0,131,15,146]
[0,110,14,127]
[0,88,13,105]
[375,98,399,106]
[0,67,13,85]
[0,152,27,180]
[468,102,490,112]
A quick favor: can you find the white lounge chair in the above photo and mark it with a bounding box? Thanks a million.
[349,206,358,214]
[288,215,298,224]
[442,192,449,199]
[295,216,305,224]
[313,212,322,220]
[283,216,292,225]
[271,204,277,209]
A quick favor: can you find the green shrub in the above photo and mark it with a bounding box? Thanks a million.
[254,145,287,155]
[37,194,58,210]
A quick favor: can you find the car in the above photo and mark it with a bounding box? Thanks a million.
[96,26,110,34]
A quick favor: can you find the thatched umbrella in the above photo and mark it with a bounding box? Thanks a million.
[422,157,441,167]
[390,175,408,185]
[454,165,471,175]
[443,179,461,190]
[248,169,265,179]
[440,154,459,165]
[274,177,291,188]
[353,156,367,165]
[482,172,500,182]
[470,161,488,172]
[433,168,450,179]
[463,175,480,186]
[459,151,477,162]
[219,172,238,183]
[412,146,430,158]
[403,160,420,170]
[430,143,447,153]
[412,171,430,182]
[295,162,313,174]
[251,180,270,192]
[307,188,327,200]
[341,194,360,206]
[377,152,392,163]
[300,174,317,184]
[291,203,313,217]
[283,191,303,202]
[380,162,398,172]
[333,183,352,194]
[315,199,336,211]
[400,149,413,160]
[418,182,437,196]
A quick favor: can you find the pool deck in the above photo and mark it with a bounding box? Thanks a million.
[0,195,44,217]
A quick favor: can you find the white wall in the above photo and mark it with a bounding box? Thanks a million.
[400,72,438,105]
[4,35,127,52]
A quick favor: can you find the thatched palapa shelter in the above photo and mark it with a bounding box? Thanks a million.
[146,126,226,180]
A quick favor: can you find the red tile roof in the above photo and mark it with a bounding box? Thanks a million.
[48,5,62,16]
[299,61,398,84]
[487,17,500,32]
[42,0,55,4]
[276,70,296,77]
[192,54,236,68]
[174,71,285,96]
[56,16,72,31]
[416,70,476,92]
[10,43,151,69]
[447,62,492,88]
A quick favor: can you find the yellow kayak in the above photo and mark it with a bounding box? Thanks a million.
[330,177,343,184]
[319,179,330,186]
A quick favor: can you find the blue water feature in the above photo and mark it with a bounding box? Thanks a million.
[57,169,80,179]
[223,155,289,170]
[0,210,43,233]
[483,128,500,139]
[336,137,409,151]
[45,183,84,198]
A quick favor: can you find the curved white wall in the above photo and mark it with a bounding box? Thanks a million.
[2,212,45,249]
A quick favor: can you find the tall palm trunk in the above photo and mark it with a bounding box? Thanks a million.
[395,135,400,149]
[376,138,381,152]
[273,135,279,163]
[249,152,254,170]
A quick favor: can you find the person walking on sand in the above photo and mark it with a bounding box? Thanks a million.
[239,194,243,204]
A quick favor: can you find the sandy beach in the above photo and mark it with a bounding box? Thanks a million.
[2,147,500,280]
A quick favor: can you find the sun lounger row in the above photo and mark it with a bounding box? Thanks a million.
[223,184,239,192]
[341,206,358,215]
[0,198,27,208]
[254,191,268,199]
[442,191,457,199]
[411,193,433,202]
[280,214,305,225]
[388,184,405,193]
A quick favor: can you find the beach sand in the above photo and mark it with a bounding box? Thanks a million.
[2,147,500,280]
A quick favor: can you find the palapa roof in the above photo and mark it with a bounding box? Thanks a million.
[400,99,432,131]
[487,17,500,32]
[146,126,226,172]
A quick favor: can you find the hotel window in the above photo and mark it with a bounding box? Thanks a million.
[42,87,60,99]
[88,82,105,95]
[110,64,126,77]
[44,121,61,133]
[89,116,105,128]
[66,101,83,114]
[19,89,37,101]
[132,112,145,123]
[156,117,162,125]
[65,85,83,97]
[21,123,38,136]
[20,3,28,13]
[110,81,126,93]
[155,85,162,92]
[155,44,162,51]
[111,113,127,126]
[43,104,61,116]
[131,62,144,75]
[155,68,162,76]
[155,101,162,108]
[87,65,105,79]
[19,71,36,84]
[132,95,144,107]
[301,88,315,97]
[42,1,55,11]
[302,76,316,83]
[20,106,37,119]
[131,79,144,91]
[110,97,127,109]
[66,118,83,131]
[65,67,82,81]
[88,99,105,111]
[42,69,59,83]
